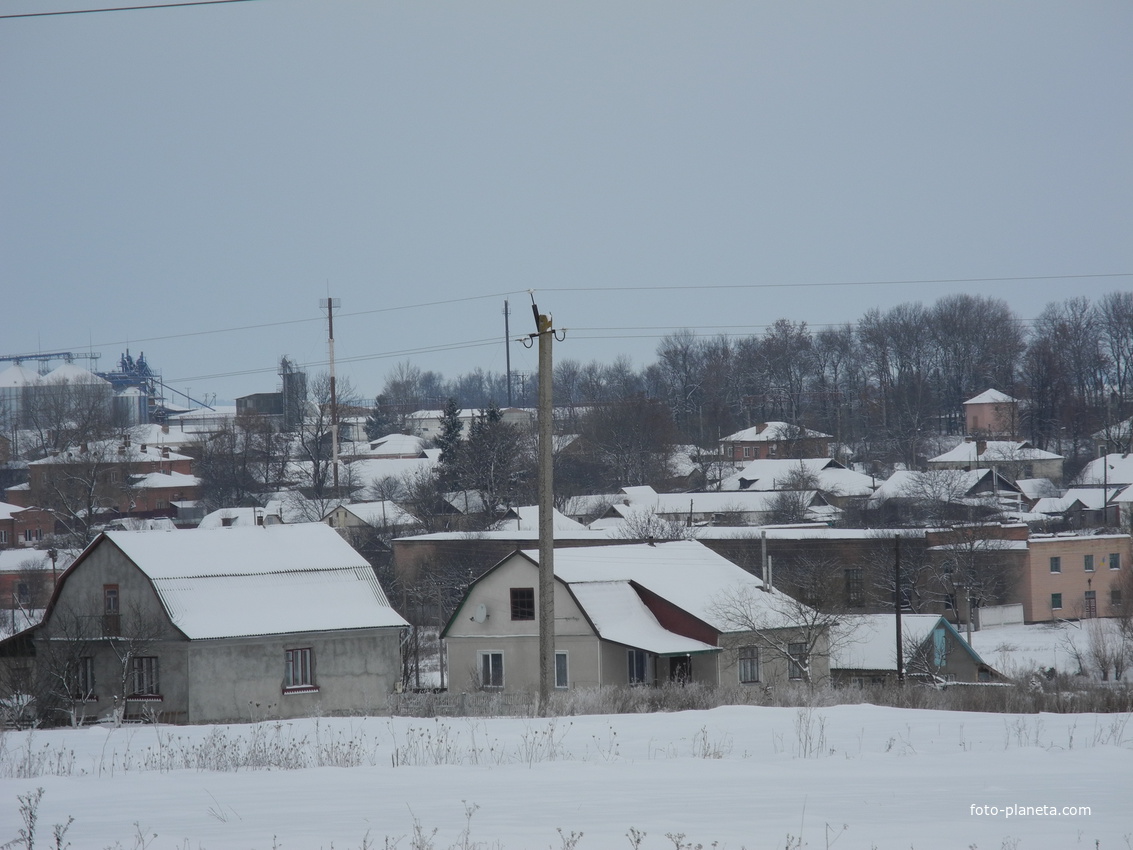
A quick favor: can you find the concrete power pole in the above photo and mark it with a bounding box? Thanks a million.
[320,297,341,493]
[527,295,562,715]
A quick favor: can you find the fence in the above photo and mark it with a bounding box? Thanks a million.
[978,603,1025,629]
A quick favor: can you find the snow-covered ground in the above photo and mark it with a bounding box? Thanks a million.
[1,704,1129,849]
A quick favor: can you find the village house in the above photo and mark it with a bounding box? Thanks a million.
[442,540,830,693]
[0,523,407,725]
[719,422,832,462]
[927,439,1064,485]
[0,501,55,548]
[964,389,1019,438]
[832,614,999,686]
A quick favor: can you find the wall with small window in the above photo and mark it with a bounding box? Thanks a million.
[184,627,402,723]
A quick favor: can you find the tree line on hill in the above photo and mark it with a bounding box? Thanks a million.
[367,291,1133,472]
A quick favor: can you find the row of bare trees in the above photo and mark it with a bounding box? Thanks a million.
[364,292,1133,470]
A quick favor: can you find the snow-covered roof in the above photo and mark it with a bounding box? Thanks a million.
[568,581,718,656]
[128,470,200,489]
[490,505,586,532]
[99,524,407,639]
[719,458,875,495]
[1072,453,1133,488]
[928,441,1061,464]
[964,388,1015,405]
[720,422,831,443]
[831,615,988,671]
[0,500,30,521]
[29,441,193,465]
[1014,478,1062,500]
[869,468,1015,502]
[334,500,420,528]
[343,456,438,485]
[367,433,427,457]
[526,540,801,633]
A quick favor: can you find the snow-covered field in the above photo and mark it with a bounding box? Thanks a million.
[2,704,1129,850]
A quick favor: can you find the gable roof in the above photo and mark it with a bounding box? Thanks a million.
[489,505,586,532]
[719,458,875,495]
[720,422,832,443]
[567,581,718,656]
[332,500,420,528]
[87,524,407,639]
[832,614,992,672]
[928,441,1061,464]
[529,540,801,632]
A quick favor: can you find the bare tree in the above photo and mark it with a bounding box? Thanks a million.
[710,583,848,685]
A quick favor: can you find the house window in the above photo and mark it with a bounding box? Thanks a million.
[743,446,752,459]
[510,587,535,620]
[479,651,504,688]
[1084,554,1094,572]
[787,642,807,680]
[555,651,568,689]
[76,657,95,700]
[1109,553,1121,571]
[103,585,121,637]
[284,648,315,691]
[844,568,864,607]
[627,649,649,685]
[738,646,760,684]
[1049,556,1061,574]
[130,657,160,697]
[0,530,7,543]
[1111,588,1123,608]
[23,528,42,542]
[1051,593,1062,610]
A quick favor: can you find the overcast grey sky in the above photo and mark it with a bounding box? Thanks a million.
[2,1,1131,404]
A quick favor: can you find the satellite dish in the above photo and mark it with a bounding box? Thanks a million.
[472,603,488,624]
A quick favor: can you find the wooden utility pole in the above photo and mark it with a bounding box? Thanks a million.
[528,295,561,715]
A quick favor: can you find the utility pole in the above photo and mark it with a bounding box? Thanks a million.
[895,536,904,685]
[504,300,513,407]
[320,297,341,493]
[525,293,564,715]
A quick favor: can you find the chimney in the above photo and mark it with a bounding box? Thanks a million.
[162,447,170,459]
[977,440,987,455]
[161,424,169,434]
[756,423,768,434]
[140,443,147,453]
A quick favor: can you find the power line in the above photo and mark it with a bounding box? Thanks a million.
[541,272,1132,295]
[0,0,261,19]
[26,272,1128,359]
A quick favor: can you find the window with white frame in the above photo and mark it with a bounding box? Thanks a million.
[0,530,7,543]
[555,651,568,689]
[479,651,503,688]
[738,646,760,684]
[1051,593,1062,610]
[130,656,160,697]
[1109,552,1121,570]
[627,649,649,685]
[284,647,315,690]
[1084,554,1094,572]
[1049,556,1061,573]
